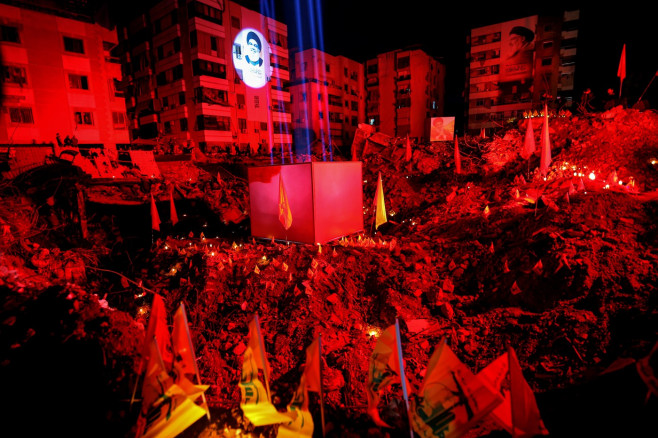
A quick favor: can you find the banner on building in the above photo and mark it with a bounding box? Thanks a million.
[430,117,455,142]
[499,16,538,104]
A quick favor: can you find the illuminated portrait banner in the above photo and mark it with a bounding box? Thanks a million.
[430,117,455,142]
[232,28,272,89]
[499,16,537,103]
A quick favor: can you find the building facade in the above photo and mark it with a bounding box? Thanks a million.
[0,2,129,151]
[466,10,579,133]
[365,47,445,142]
[289,48,365,157]
[119,0,292,154]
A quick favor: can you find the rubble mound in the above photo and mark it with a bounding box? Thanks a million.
[1,107,657,437]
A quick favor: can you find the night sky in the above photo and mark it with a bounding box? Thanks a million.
[272,1,657,115]
[102,0,656,115]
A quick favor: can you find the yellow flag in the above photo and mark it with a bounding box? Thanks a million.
[136,338,175,437]
[276,374,314,438]
[366,325,406,428]
[240,346,290,426]
[140,386,207,438]
[278,174,293,230]
[374,172,387,230]
[411,339,502,438]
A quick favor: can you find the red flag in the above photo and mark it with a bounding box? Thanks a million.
[142,294,173,372]
[454,135,462,174]
[304,337,322,393]
[617,44,626,97]
[539,105,551,176]
[405,134,412,162]
[169,190,178,225]
[523,118,536,159]
[509,347,549,437]
[150,194,161,231]
[480,127,486,139]
[278,174,293,230]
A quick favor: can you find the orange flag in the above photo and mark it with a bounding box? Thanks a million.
[523,118,536,159]
[135,337,174,438]
[142,294,173,372]
[617,44,626,97]
[150,194,161,231]
[405,134,412,162]
[374,172,387,230]
[278,174,293,230]
[454,135,462,174]
[173,303,210,419]
[539,105,551,176]
[169,190,178,225]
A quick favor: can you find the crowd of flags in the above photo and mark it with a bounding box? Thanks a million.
[133,295,210,438]
[368,320,549,438]
[132,297,548,437]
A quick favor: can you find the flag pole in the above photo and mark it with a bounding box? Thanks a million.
[636,69,658,106]
[318,335,326,437]
[394,318,415,438]
[254,313,272,402]
[180,303,211,420]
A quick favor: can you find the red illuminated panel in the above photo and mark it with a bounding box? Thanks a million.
[312,161,364,243]
[248,162,364,244]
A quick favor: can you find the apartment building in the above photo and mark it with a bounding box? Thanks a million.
[119,0,292,154]
[289,48,365,157]
[0,2,129,151]
[466,10,579,133]
[365,47,445,142]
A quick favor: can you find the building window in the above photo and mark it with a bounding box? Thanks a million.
[190,31,198,48]
[239,118,246,133]
[162,96,169,109]
[112,112,127,129]
[344,67,348,76]
[196,115,230,131]
[231,17,240,29]
[63,36,84,54]
[164,121,172,134]
[2,65,27,86]
[180,118,188,131]
[68,74,89,90]
[179,92,186,105]
[9,107,33,124]
[326,64,330,73]
[187,1,223,25]
[319,112,323,119]
[543,41,553,49]
[542,57,552,66]
[74,111,94,126]
[352,116,358,127]
[254,95,260,108]
[397,56,410,69]
[260,122,268,131]
[1,25,20,43]
[210,36,218,52]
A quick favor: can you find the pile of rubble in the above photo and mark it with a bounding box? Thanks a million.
[1,107,657,437]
